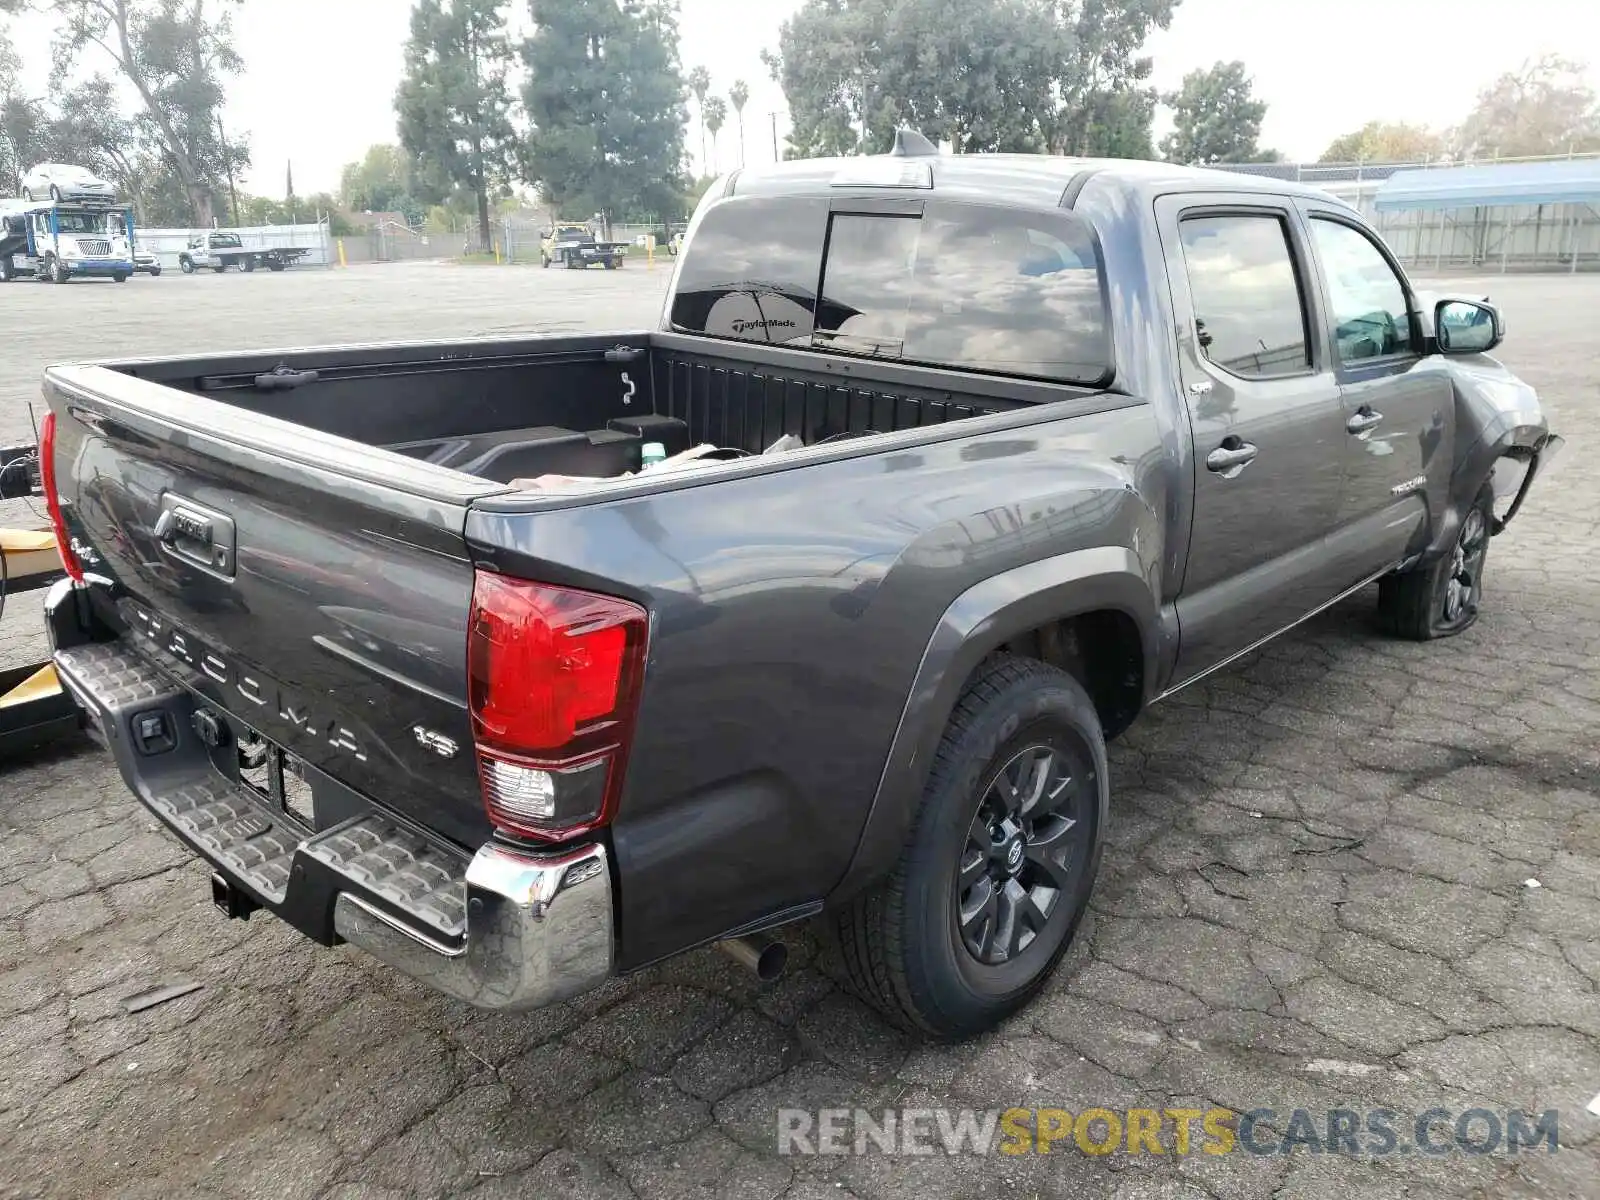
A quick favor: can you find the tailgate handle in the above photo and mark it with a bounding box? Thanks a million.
[154,496,236,577]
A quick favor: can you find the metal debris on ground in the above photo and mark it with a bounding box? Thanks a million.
[120,979,204,1014]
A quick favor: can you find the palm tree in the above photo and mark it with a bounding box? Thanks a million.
[729,79,750,167]
[688,66,711,175]
[703,96,728,174]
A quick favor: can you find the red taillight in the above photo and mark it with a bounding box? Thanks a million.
[467,571,648,841]
[38,411,83,583]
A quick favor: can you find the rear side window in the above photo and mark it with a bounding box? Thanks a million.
[816,208,1109,384]
[669,196,829,345]
[671,196,1111,385]
[1178,214,1311,379]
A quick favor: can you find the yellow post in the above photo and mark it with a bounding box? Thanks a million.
[646,233,655,270]
[495,243,502,265]
[336,238,347,267]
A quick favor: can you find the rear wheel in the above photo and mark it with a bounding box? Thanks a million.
[830,656,1107,1039]
[243,256,256,272]
[213,264,227,273]
[112,272,127,283]
[1378,479,1494,640]
[0,257,11,282]
[21,187,32,201]
[48,184,61,202]
[268,260,284,272]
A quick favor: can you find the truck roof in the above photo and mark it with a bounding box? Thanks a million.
[723,148,1351,214]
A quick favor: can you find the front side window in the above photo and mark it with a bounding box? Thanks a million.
[816,207,1110,384]
[1178,214,1311,380]
[1309,218,1413,363]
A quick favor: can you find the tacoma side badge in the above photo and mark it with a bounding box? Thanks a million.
[413,726,459,759]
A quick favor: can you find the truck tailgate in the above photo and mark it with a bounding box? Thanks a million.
[43,363,507,848]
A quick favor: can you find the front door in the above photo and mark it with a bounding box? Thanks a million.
[1296,202,1453,579]
[1156,196,1348,683]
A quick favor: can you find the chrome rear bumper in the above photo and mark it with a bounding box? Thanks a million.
[48,598,615,1013]
[332,842,613,1011]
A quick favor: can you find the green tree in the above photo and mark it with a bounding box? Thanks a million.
[0,28,44,194]
[1454,55,1600,158]
[1320,120,1444,164]
[703,94,726,173]
[728,78,749,167]
[339,143,427,223]
[523,0,689,221]
[1052,0,1175,156]
[43,0,247,224]
[688,64,710,172]
[41,76,140,194]
[765,0,1176,159]
[1080,87,1157,159]
[396,0,516,251]
[1160,60,1268,164]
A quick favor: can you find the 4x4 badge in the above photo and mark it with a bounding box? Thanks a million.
[413,726,459,759]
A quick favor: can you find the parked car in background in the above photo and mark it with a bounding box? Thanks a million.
[133,247,161,277]
[21,164,117,205]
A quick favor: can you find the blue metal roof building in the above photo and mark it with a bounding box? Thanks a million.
[1374,159,1600,211]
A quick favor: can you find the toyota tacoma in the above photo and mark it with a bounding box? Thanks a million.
[37,138,1560,1038]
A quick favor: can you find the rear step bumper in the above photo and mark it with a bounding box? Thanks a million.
[49,623,613,1013]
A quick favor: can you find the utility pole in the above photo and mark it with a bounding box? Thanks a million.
[770,112,780,162]
[216,114,240,227]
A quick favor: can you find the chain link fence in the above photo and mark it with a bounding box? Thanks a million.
[1213,150,1600,273]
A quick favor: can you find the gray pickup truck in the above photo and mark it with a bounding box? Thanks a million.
[38,139,1560,1038]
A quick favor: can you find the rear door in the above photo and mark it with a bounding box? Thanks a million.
[1155,194,1348,682]
[1295,201,1452,577]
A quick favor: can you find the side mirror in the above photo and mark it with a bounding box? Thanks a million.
[1435,298,1503,355]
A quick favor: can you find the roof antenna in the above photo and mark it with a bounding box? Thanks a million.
[890,128,938,157]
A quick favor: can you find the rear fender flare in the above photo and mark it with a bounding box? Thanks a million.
[826,545,1159,903]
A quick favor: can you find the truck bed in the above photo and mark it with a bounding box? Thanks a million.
[44,326,1141,965]
[109,330,1037,484]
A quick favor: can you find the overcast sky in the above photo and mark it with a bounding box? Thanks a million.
[9,0,1599,198]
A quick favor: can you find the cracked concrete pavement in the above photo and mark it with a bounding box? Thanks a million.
[1,264,1597,1199]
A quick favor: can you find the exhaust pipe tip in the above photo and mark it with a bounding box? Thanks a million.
[717,934,788,982]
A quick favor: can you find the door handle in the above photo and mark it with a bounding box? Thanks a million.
[1205,439,1259,476]
[1346,407,1384,435]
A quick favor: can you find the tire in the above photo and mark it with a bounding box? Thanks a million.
[21,187,32,201]
[179,256,195,274]
[0,258,11,283]
[541,254,550,268]
[48,185,61,202]
[268,260,284,272]
[243,256,256,272]
[112,273,127,283]
[604,258,616,270]
[1377,479,1494,640]
[46,255,68,284]
[213,264,226,273]
[830,655,1108,1039]
[149,266,161,277]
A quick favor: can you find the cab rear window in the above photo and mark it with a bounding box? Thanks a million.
[671,195,1112,387]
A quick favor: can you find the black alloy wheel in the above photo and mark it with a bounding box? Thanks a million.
[955,742,1088,967]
